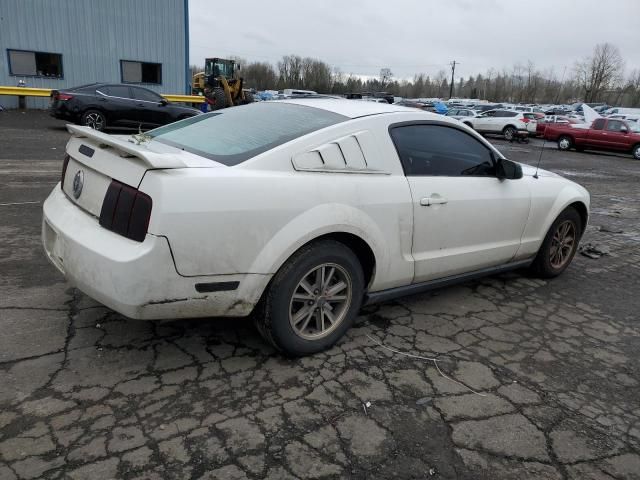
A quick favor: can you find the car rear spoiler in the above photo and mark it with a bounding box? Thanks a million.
[66,124,188,169]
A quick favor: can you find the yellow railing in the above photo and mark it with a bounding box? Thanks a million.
[0,86,52,97]
[162,93,205,103]
[0,86,205,103]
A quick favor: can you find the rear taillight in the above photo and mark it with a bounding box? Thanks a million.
[61,155,70,190]
[522,118,530,123]
[57,93,74,101]
[99,180,152,242]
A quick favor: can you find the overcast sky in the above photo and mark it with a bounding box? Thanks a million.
[189,0,640,81]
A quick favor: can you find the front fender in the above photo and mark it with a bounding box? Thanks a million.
[543,184,590,233]
[517,179,590,259]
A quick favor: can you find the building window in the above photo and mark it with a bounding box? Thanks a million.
[7,49,63,78]
[120,60,162,84]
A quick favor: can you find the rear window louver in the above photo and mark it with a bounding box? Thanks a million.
[292,131,389,174]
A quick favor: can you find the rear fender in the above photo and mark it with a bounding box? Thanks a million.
[246,203,392,290]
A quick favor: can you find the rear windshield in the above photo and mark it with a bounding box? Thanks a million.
[147,102,347,166]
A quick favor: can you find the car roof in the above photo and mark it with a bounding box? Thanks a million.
[278,97,419,119]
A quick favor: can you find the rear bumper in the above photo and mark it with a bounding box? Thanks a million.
[42,186,270,319]
[49,106,74,121]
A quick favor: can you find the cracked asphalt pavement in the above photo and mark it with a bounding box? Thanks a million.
[1,111,639,479]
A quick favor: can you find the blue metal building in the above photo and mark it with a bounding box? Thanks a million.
[0,0,189,108]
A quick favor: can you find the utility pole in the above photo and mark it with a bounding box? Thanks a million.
[449,60,458,99]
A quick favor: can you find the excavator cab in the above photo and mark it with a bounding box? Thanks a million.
[205,58,236,80]
[202,58,252,109]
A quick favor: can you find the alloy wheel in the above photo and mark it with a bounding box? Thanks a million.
[288,263,352,340]
[550,220,576,269]
[84,112,104,130]
[504,128,515,140]
[559,138,571,150]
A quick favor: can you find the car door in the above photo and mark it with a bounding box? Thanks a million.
[390,123,531,282]
[583,118,607,148]
[473,110,495,132]
[95,85,137,126]
[495,111,520,133]
[601,119,631,150]
[130,86,168,127]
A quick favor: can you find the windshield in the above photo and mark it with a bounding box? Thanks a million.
[629,122,640,133]
[147,102,347,165]
[205,59,235,78]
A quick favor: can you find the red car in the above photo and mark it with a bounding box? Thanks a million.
[536,115,581,137]
[544,117,640,159]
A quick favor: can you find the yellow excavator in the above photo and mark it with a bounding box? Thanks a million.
[192,58,253,110]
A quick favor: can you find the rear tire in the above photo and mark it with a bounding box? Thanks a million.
[503,126,516,140]
[557,135,573,151]
[254,240,364,357]
[81,110,106,131]
[632,144,640,160]
[530,207,582,278]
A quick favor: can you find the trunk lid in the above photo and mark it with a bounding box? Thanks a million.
[62,125,219,217]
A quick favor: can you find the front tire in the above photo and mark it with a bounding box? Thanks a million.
[530,207,582,278]
[254,240,364,356]
[557,135,573,151]
[81,110,106,131]
[632,144,640,160]
[212,88,229,110]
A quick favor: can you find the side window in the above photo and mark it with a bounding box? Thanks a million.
[105,85,133,99]
[606,120,625,132]
[390,124,496,177]
[8,49,63,78]
[592,119,606,130]
[121,60,162,84]
[131,87,162,103]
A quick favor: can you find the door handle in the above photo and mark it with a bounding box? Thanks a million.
[420,195,448,206]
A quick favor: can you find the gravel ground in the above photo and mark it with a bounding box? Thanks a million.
[1,110,639,480]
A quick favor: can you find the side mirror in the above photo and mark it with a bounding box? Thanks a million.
[620,126,628,133]
[496,158,523,180]
[160,98,169,106]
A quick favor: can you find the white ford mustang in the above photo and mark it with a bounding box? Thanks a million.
[43,99,589,356]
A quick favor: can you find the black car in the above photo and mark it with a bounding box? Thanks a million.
[49,83,200,131]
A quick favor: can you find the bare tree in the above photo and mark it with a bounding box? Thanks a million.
[242,62,277,90]
[278,55,304,88]
[575,43,624,102]
[301,58,333,92]
[379,68,393,89]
